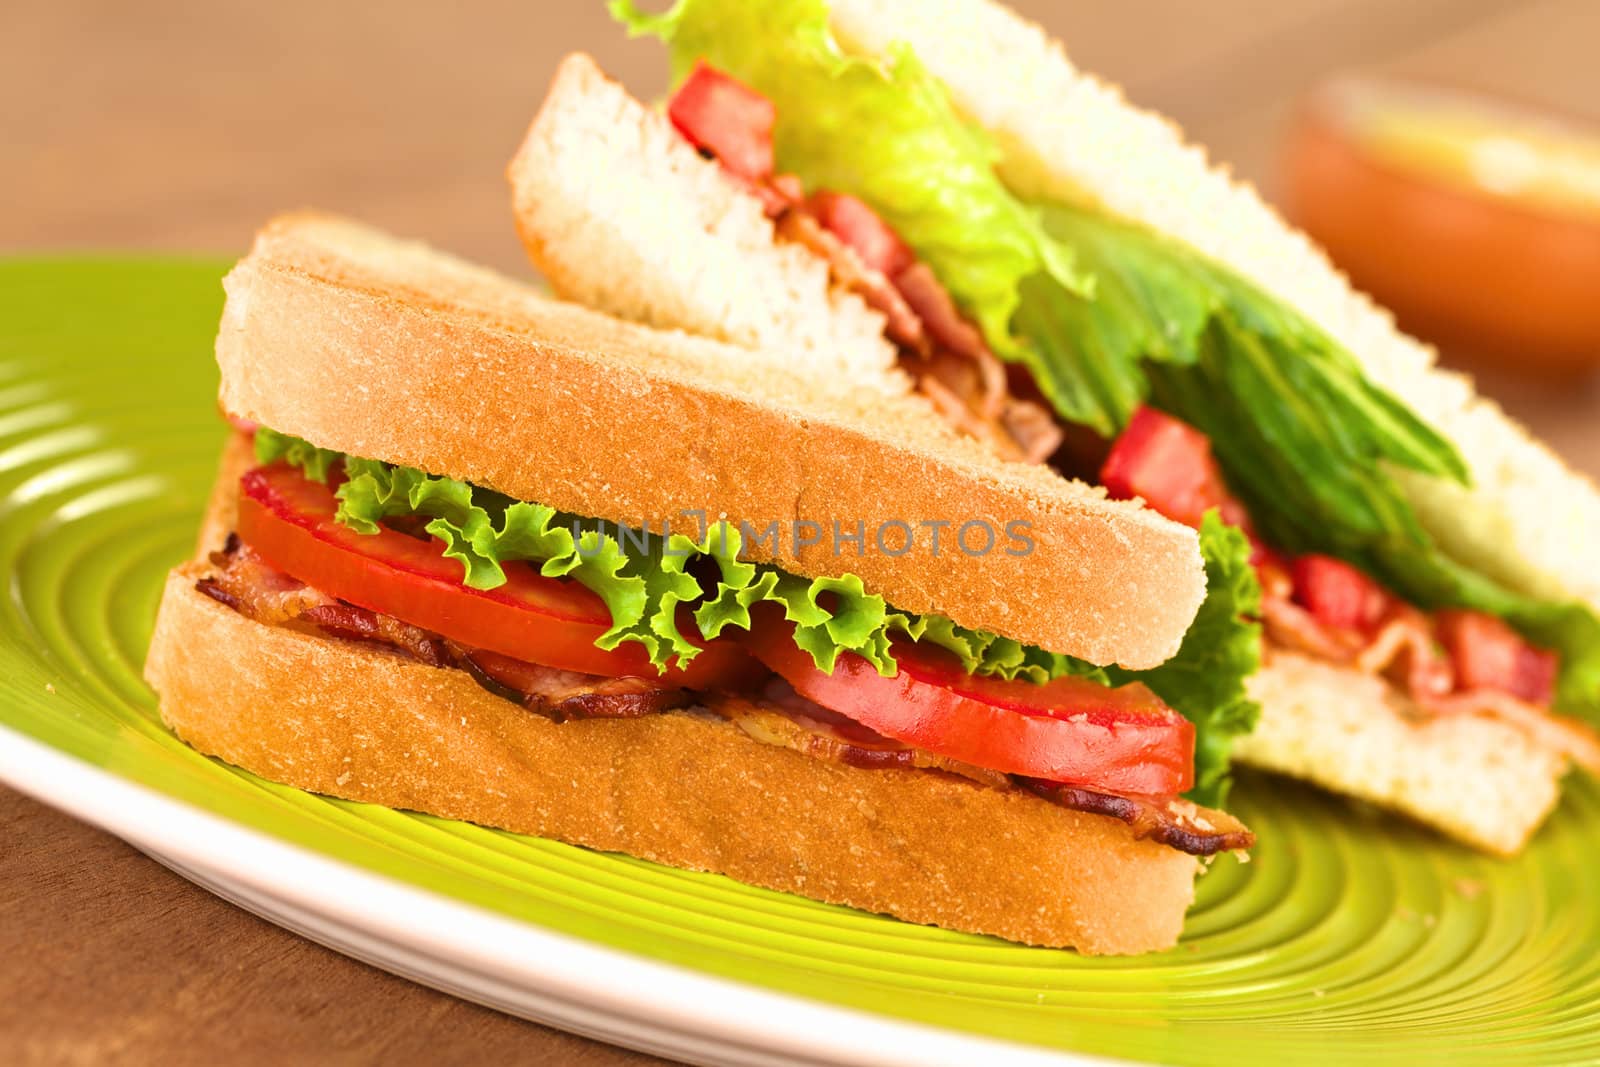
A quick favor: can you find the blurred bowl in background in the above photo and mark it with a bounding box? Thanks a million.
[1282,77,1600,374]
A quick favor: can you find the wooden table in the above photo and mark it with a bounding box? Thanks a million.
[3,2,1596,1063]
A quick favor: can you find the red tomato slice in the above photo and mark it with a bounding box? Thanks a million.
[235,464,754,687]
[668,61,776,181]
[1100,406,1252,531]
[1290,553,1392,633]
[740,612,1194,794]
[1437,609,1558,704]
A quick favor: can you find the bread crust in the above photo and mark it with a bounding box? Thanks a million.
[144,560,1201,954]
[214,213,1205,671]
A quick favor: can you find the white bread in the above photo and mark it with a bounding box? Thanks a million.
[510,53,906,396]
[1237,652,1568,855]
[142,439,1202,955]
[826,0,1600,618]
[502,48,1578,852]
[215,212,1208,671]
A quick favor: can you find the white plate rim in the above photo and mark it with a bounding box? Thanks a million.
[0,723,1129,1067]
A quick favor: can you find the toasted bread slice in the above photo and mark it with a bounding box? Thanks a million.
[217,211,1207,670]
[144,438,1202,955]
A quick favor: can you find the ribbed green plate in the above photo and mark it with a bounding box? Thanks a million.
[3,257,1598,1065]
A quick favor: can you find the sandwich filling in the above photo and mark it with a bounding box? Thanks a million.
[196,428,1255,855]
[615,0,1600,774]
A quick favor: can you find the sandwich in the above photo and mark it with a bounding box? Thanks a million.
[507,0,1600,855]
[144,212,1261,956]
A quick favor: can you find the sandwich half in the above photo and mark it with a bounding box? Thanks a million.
[507,3,1600,855]
[144,212,1258,955]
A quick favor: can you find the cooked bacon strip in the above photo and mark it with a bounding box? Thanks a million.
[1268,589,1455,697]
[752,171,1062,464]
[999,395,1067,466]
[912,346,1063,464]
[1260,595,1364,662]
[1353,607,1454,701]
[1254,557,1294,601]
[893,263,999,393]
[459,649,686,722]
[767,173,805,208]
[200,541,338,622]
[706,684,1247,857]
[197,542,685,720]
[301,603,451,668]
[199,541,451,666]
[1261,583,1598,765]
[742,171,804,218]
[775,209,928,352]
[1019,779,1255,856]
[705,681,1010,789]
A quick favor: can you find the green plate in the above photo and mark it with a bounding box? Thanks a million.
[3,257,1598,1065]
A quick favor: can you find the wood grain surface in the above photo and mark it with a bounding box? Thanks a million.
[2,1,1597,1064]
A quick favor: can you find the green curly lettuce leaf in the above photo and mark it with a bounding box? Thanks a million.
[683,522,1080,680]
[255,435,1091,679]
[255,427,340,483]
